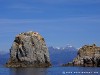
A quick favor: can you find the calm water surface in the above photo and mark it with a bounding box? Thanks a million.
[0,66,100,75]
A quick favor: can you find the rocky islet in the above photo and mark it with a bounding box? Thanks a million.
[63,44,100,67]
[6,31,51,67]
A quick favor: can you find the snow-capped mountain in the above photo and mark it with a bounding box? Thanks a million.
[48,44,77,52]
[48,45,78,66]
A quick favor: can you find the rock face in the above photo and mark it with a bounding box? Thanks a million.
[72,44,100,67]
[6,31,51,67]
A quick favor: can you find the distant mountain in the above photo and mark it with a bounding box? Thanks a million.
[0,44,78,67]
[48,45,78,66]
[0,52,9,66]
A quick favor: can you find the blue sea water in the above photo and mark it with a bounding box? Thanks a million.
[0,66,100,75]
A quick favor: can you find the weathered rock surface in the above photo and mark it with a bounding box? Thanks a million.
[6,31,51,67]
[63,44,100,67]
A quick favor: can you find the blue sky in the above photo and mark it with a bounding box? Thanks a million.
[0,0,100,52]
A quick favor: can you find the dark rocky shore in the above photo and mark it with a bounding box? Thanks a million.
[6,31,51,67]
[63,44,100,67]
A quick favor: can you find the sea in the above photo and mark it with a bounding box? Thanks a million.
[0,66,100,75]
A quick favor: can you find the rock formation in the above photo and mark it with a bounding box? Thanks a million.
[6,31,51,67]
[63,44,100,67]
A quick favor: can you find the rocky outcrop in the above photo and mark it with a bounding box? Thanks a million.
[6,31,51,67]
[63,44,100,67]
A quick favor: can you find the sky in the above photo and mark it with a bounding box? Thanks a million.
[0,0,100,52]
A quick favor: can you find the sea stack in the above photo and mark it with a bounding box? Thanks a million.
[72,44,100,67]
[6,31,51,67]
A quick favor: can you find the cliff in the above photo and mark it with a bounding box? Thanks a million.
[63,44,100,67]
[6,31,51,67]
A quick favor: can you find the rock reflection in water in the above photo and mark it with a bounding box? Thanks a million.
[10,68,48,75]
